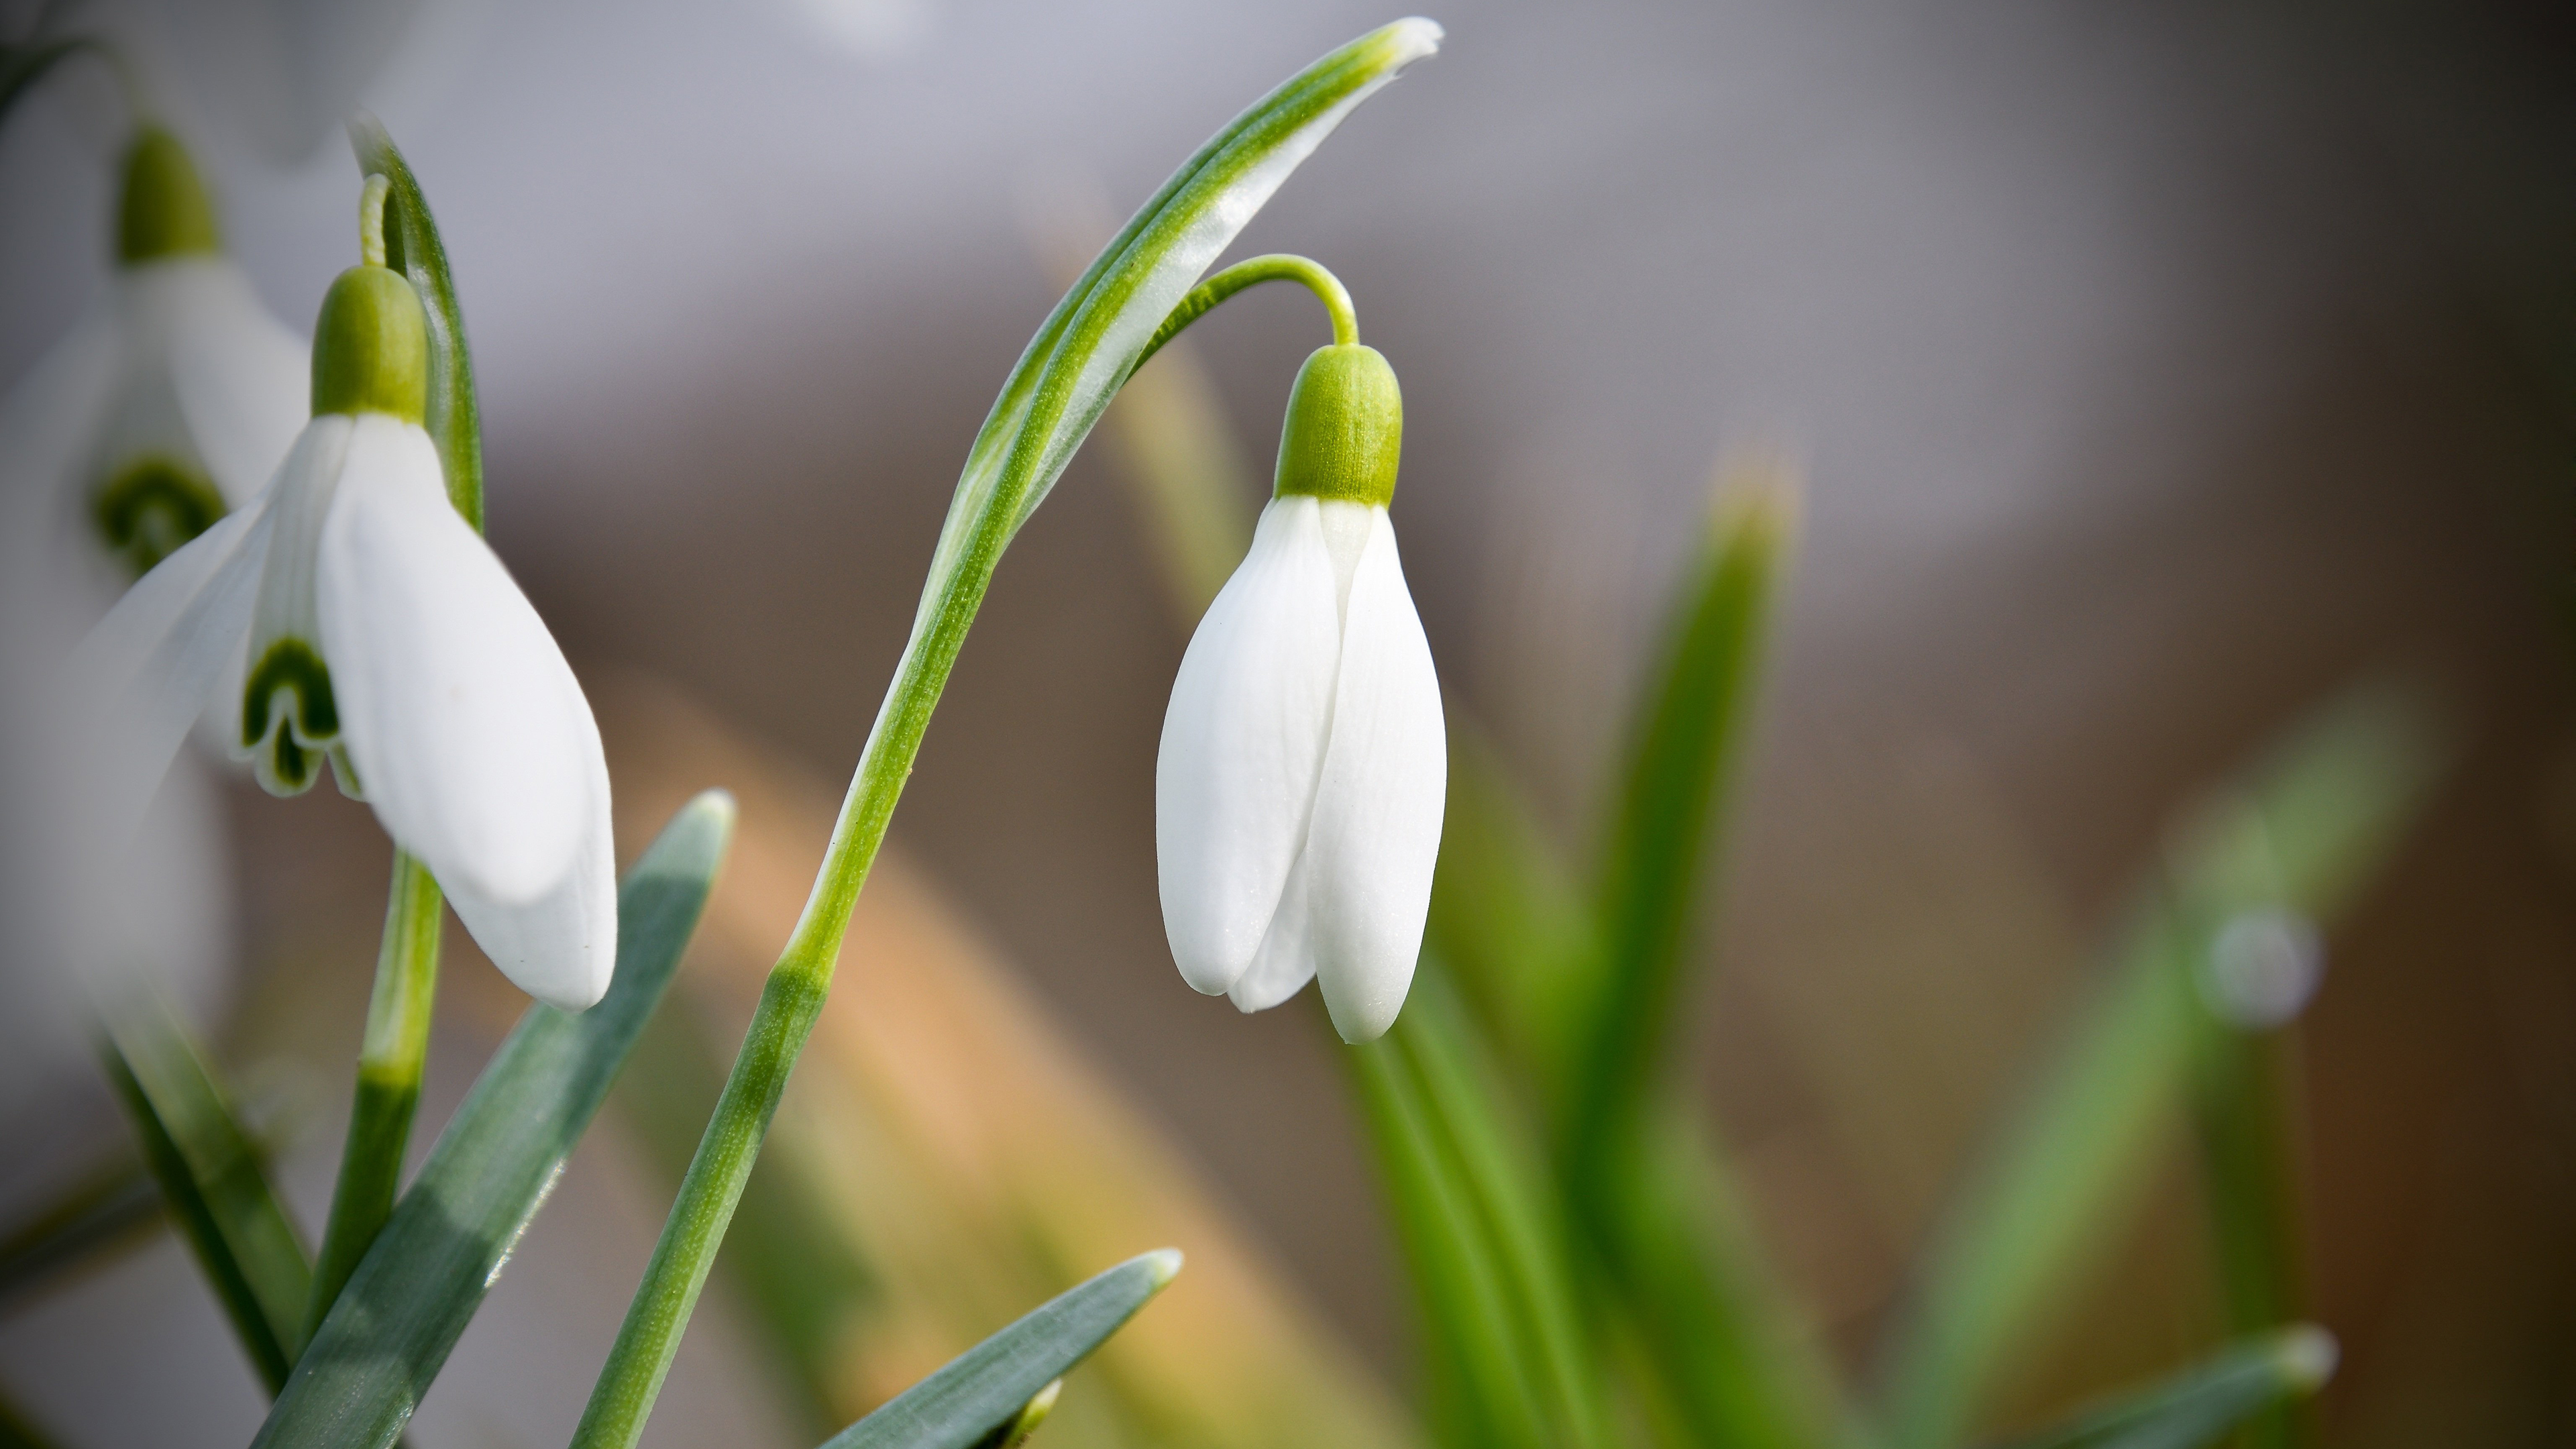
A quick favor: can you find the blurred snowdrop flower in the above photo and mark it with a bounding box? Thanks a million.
[72,215,616,1010]
[1157,344,1445,1043]
[1,126,305,588]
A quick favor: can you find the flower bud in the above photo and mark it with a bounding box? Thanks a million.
[116,127,221,265]
[1273,343,1402,506]
[311,266,429,423]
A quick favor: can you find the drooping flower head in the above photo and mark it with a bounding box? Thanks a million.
[1,126,308,586]
[70,176,618,1011]
[1157,341,1446,1042]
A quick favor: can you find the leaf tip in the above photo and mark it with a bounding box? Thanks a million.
[1381,17,1446,66]
[684,787,740,837]
[2275,1324,2339,1391]
[1140,1246,1185,1289]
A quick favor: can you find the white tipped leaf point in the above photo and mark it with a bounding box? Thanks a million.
[1157,498,1444,1042]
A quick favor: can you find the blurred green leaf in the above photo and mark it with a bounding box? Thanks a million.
[817,1252,1176,1449]
[1986,1326,2337,1449]
[347,115,482,533]
[1589,1107,1841,1449]
[1351,969,1612,1449]
[1424,724,1595,1087]
[0,1147,160,1307]
[1876,687,2439,1449]
[1570,479,1792,1148]
[102,995,312,1394]
[250,792,735,1449]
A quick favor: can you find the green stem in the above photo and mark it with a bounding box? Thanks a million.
[569,25,1437,1446]
[305,853,441,1337]
[1132,254,1358,374]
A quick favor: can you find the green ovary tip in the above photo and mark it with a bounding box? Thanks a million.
[1272,344,1403,506]
[311,266,430,423]
[117,127,222,264]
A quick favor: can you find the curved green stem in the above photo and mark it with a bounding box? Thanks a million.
[1133,254,1358,375]
[305,852,441,1336]
[568,21,1439,1449]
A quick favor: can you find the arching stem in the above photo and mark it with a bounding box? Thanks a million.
[1132,253,1359,374]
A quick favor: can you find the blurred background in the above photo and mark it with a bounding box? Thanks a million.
[3,0,2573,1444]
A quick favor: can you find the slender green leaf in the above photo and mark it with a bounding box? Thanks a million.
[347,115,482,531]
[817,1252,1178,1449]
[1591,1106,1841,1449]
[1876,687,2438,1449]
[572,25,1441,1449]
[1571,478,1792,1153]
[1424,724,1595,1088]
[251,792,735,1449]
[102,995,311,1393]
[1557,475,1819,1449]
[1350,969,1609,1449]
[307,851,443,1337]
[0,1148,161,1306]
[1987,1327,2337,1449]
[616,998,877,1438]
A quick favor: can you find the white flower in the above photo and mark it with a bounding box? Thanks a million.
[68,262,617,1012]
[0,128,305,592]
[0,127,292,1110]
[1155,343,1444,1043]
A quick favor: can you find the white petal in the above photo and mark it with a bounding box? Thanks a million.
[317,416,590,908]
[1305,508,1446,1043]
[1155,496,1342,995]
[61,488,275,852]
[154,259,310,508]
[439,687,618,1012]
[1228,847,1318,1013]
[0,301,120,579]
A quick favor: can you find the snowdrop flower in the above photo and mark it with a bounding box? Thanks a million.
[70,195,617,1011]
[1157,343,1445,1042]
[0,125,306,587]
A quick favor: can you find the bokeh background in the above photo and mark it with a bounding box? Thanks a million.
[3,0,2573,1443]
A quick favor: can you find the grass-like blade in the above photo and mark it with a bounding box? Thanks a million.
[347,115,482,531]
[1988,1326,2337,1449]
[1876,687,2438,1448]
[1350,969,1609,1449]
[1561,473,1816,1449]
[1424,725,1594,1088]
[101,994,312,1393]
[250,791,735,1449]
[1591,1106,1842,1449]
[816,1251,1179,1449]
[0,1146,161,1307]
[570,25,1441,1449]
[616,1000,877,1438]
[1570,474,1792,1153]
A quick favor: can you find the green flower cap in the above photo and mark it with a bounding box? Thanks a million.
[117,126,221,264]
[1273,343,1403,507]
[311,265,429,423]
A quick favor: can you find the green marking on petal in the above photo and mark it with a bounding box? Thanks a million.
[91,454,229,576]
[241,639,340,796]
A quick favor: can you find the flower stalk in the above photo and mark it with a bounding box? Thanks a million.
[570,21,1441,1448]
[303,850,441,1336]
